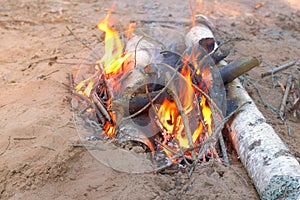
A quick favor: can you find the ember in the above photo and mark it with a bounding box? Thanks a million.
[71,4,259,173]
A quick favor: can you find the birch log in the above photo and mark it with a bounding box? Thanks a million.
[226,78,300,200]
[187,24,300,199]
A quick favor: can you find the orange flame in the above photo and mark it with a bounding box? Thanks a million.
[157,51,213,158]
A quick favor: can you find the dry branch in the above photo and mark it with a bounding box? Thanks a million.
[91,93,112,123]
[279,74,293,121]
[261,61,297,78]
[66,26,95,53]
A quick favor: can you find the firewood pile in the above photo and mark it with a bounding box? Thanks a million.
[70,6,259,174]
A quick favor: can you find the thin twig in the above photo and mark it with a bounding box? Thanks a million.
[73,143,105,151]
[66,26,97,55]
[79,105,92,115]
[218,130,229,165]
[13,136,36,140]
[279,74,293,121]
[68,73,75,91]
[261,61,297,78]
[248,80,281,115]
[220,162,249,186]
[153,161,173,173]
[209,96,229,165]
[92,93,112,123]
[55,61,95,66]
[210,144,221,162]
[37,69,59,79]
[180,148,192,167]
[41,145,56,151]
[22,56,58,71]
[0,136,11,156]
[85,118,103,131]
[139,19,191,25]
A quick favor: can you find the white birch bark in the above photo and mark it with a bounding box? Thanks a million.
[227,78,300,200]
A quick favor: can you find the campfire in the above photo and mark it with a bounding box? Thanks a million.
[71,5,258,173]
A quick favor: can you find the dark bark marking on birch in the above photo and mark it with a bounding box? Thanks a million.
[248,118,264,127]
[263,155,272,166]
[274,149,291,158]
[248,139,261,151]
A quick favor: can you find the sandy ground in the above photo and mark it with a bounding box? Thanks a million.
[0,0,299,199]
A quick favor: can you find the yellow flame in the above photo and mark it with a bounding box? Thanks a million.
[200,96,212,135]
[158,99,179,133]
[97,4,132,76]
[83,80,95,97]
[180,59,194,114]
